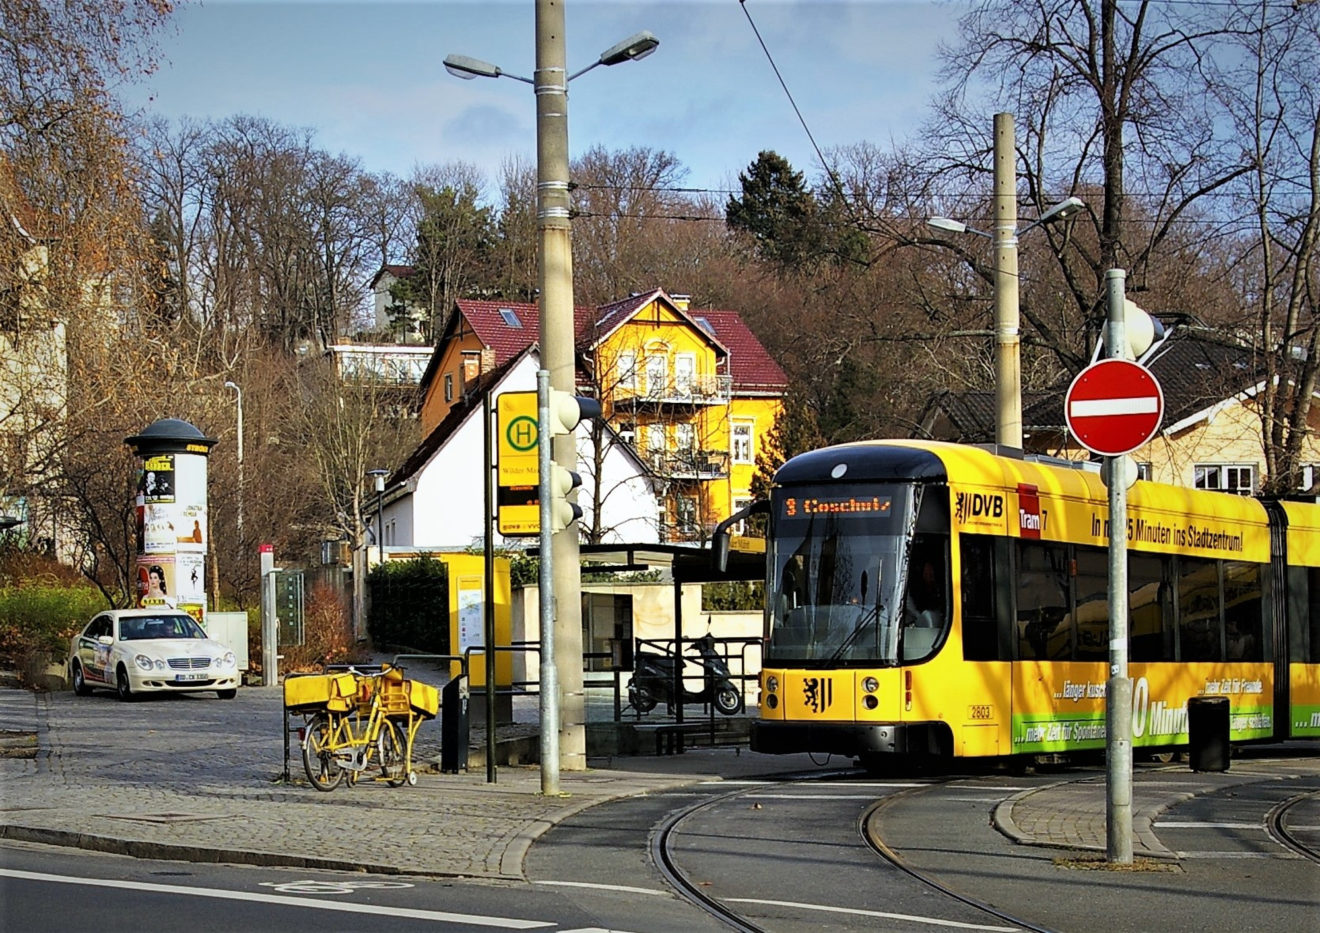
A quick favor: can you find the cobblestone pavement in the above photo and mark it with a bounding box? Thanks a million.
[4,684,1318,880]
[0,685,718,879]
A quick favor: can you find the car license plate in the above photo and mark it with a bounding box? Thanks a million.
[175,673,207,682]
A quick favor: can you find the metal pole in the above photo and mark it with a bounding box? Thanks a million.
[225,382,244,542]
[375,475,385,567]
[536,0,586,772]
[483,390,497,783]
[537,369,560,795]
[1104,267,1134,865]
[260,545,278,685]
[993,112,1023,450]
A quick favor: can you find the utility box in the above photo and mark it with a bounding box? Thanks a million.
[204,611,250,671]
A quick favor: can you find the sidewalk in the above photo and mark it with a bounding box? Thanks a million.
[2,683,1316,883]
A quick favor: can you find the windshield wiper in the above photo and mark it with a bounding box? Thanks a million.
[827,605,881,663]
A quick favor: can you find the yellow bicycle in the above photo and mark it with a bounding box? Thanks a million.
[297,666,421,792]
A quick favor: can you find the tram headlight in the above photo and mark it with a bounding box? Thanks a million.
[861,676,879,694]
[764,675,779,694]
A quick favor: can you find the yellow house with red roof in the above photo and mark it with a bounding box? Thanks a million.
[416,288,786,543]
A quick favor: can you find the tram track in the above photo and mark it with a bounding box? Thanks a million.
[1266,789,1320,864]
[651,786,770,933]
[651,771,1051,933]
[860,787,1057,933]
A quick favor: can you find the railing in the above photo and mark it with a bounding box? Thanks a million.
[647,448,730,479]
[615,373,732,406]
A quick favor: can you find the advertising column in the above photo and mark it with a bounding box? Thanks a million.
[125,418,217,627]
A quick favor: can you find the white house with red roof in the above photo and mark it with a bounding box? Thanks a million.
[372,287,785,551]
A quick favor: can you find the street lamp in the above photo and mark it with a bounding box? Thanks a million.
[927,113,1085,450]
[367,468,388,567]
[223,381,243,541]
[445,16,658,788]
[442,30,657,83]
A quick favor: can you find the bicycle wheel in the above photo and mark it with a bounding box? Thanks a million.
[379,718,408,787]
[302,713,344,792]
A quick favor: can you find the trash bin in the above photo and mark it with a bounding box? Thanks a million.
[440,674,469,774]
[1187,695,1230,772]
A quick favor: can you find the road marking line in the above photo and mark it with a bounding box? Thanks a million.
[725,898,1021,931]
[1174,851,1299,859]
[533,880,670,897]
[1070,396,1159,417]
[0,869,552,929]
[1155,822,1261,829]
[743,794,881,800]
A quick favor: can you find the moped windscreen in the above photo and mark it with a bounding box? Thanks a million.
[766,483,916,667]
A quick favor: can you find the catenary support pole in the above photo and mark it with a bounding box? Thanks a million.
[536,0,586,772]
[993,112,1023,450]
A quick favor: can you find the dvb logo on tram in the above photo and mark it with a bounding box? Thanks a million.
[956,491,1004,523]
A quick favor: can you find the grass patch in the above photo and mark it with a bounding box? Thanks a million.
[1054,855,1181,872]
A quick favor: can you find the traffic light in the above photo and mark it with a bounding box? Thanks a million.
[1121,299,1165,360]
[548,463,584,532]
[546,389,602,438]
[542,390,601,532]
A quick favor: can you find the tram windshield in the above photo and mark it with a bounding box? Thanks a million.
[767,483,942,666]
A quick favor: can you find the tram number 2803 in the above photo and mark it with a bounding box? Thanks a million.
[967,705,993,721]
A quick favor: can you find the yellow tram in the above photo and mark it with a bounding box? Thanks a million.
[720,440,1320,767]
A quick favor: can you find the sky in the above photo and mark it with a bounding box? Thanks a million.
[121,0,965,198]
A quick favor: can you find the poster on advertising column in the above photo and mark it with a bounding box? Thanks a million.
[173,453,208,552]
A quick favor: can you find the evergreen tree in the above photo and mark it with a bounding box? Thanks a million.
[725,151,820,268]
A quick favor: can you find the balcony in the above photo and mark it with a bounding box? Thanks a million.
[645,448,730,480]
[614,374,732,408]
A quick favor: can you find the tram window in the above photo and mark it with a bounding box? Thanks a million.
[960,535,998,661]
[1016,541,1071,660]
[1129,552,1173,662]
[1073,547,1109,661]
[1223,561,1264,661]
[1178,557,1222,662]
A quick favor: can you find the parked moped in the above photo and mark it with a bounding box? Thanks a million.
[627,633,743,716]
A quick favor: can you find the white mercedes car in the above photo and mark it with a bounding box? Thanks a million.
[69,608,239,700]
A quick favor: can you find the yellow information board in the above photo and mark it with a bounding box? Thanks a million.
[496,391,540,535]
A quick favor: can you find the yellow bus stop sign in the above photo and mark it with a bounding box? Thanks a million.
[496,391,540,535]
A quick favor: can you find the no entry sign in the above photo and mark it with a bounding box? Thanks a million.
[1065,359,1164,456]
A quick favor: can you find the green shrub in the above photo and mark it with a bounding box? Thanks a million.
[702,580,765,611]
[0,584,107,687]
[367,556,450,654]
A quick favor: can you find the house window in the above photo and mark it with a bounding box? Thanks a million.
[646,424,666,469]
[674,422,695,452]
[498,308,522,328]
[444,373,454,402]
[1301,464,1319,493]
[731,497,753,536]
[676,496,699,537]
[1194,463,1256,495]
[674,354,695,399]
[461,352,482,388]
[617,351,637,390]
[1135,462,1153,481]
[645,354,667,399]
[731,421,754,464]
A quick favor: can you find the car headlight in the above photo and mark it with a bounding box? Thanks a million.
[219,652,236,668]
[134,654,154,671]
